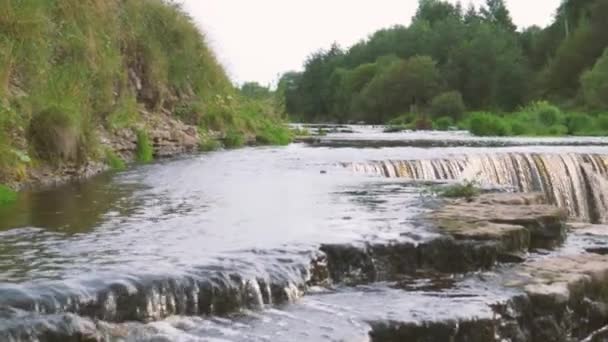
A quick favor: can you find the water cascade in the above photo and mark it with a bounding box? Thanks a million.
[348,153,608,223]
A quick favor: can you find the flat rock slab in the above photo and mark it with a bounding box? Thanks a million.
[505,254,608,302]
[369,254,608,342]
[429,192,568,252]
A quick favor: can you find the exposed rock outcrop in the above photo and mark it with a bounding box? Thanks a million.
[100,110,200,161]
[20,111,202,190]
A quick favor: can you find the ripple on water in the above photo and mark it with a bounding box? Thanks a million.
[1,130,608,339]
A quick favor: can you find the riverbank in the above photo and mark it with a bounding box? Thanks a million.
[0,0,290,194]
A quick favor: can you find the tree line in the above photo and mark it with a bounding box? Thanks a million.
[270,0,608,124]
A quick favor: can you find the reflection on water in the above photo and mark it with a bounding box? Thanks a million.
[1,128,608,340]
[0,172,143,233]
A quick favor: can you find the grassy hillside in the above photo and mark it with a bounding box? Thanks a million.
[0,0,289,187]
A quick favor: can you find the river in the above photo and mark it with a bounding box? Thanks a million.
[1,126,608,341]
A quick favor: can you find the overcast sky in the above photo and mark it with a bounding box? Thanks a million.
[180,1,561,86]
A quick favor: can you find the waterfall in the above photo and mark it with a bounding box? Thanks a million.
[348,153,608,223]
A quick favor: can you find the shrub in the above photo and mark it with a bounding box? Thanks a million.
[533,101,563,126]
[223,130,245,148]
[597,113,608,131]
[433,116,454,131]
[468,112,510,136]
[565,113,595,135]
[582,48,608,110]
[0,185,16,205]
[136,129,154,163]
[546,124,569,136]
[509,120,529,135]
[256,124,291,145]
[430,91,465,120]
[105,149,126,170]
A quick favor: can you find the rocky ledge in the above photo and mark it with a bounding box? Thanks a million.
[18,111,202,190]
[321,192,569,282]
[100,110,200,160]
[2,192,602,342]
[366,193,608,342]
[369,253,608,342]
[428,192,567,261]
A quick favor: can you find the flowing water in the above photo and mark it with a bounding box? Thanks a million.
[1,126,608,341]
[348,152,608,222]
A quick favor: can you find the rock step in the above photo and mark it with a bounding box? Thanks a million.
[0,192,576,341]
[0,253,324,324]
[65,252,608,342]
[322,193,569,282]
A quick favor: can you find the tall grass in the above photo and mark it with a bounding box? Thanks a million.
[0,0,290,183]
[0,184,16,205]
[0,0,233,166]
[136,130,154,163]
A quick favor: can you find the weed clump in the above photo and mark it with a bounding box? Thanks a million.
[136,130,154,163]
[0,185,16,205]
[105,149,126,170]
[432,180,481,201]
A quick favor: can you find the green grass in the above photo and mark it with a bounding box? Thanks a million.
[0,185,17,205]
[136,130,154,163]
[0,1,239,172]
[223,130,245,149]
[256,124,292,145]
[433,181,480,200]
[105,149,126,170]
[0,0,293,186]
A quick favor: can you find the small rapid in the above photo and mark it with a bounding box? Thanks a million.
[349,152,608,223]
[3,126,608,341]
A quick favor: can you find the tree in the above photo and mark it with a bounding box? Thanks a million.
[464,4,481,24]
[240,82,271,99]
[296,44,344,121]
[481,0,516,32]
[414,0,461,25]
[276,71,302,116]
[582,49,608,110]
[430,91,465,119]
[542,0,608,98]
[358,56,442,123]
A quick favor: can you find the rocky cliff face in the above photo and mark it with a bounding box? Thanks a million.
[22,111,202,191]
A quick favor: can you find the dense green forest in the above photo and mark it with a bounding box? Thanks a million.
[275,0,608,135]
[0,0,289,190]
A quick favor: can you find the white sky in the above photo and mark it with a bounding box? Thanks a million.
[180,0,561,86]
